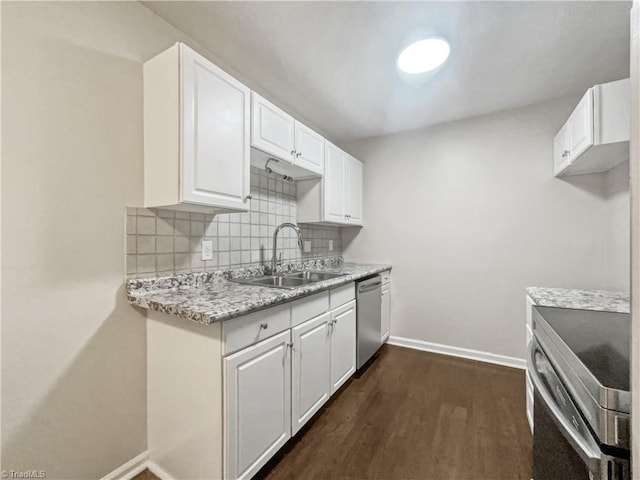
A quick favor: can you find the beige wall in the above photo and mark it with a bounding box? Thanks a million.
[343,97,630,360]
[0,2,202,478]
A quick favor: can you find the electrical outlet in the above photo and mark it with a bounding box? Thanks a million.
[201,240,213,261]
[329,240,334,251]
[303,240,311,253]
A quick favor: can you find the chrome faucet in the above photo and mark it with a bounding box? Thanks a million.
[271,223,304,274]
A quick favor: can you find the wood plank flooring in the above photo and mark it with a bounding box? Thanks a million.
[134,344,532,480]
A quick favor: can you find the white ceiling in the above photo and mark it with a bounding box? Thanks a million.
[142,1,630,144]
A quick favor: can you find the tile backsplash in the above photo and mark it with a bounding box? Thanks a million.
[126,167,342,278]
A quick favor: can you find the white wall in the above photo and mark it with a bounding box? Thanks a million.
[0,2,208,478]
[605,161,631,288]
[343,97,630,360]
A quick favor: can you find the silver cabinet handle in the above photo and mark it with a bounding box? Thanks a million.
[260,323,268,330]
[245,194,253,200]
[291,150,296,156]
[561,150,570,158]
[286,342,294,349]
[296,152,302,158]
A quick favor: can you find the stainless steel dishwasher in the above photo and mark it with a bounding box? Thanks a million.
[356,275,382,369]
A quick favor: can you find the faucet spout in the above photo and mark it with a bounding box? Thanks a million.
[271,223,304,274]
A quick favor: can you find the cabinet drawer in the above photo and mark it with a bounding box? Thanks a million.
[381,271,390,285]
[223,304,291,355]
[330,283,355,309]
[291,291,330,327]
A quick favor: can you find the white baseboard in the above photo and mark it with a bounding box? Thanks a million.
[146,460,173,480]
[101,451,149,480]
[388,335,526,370]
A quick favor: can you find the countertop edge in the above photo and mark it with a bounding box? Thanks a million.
[526,286,629,314]
[128,264,392,325]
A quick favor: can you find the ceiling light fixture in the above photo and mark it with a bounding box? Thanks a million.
[397,38,450,74]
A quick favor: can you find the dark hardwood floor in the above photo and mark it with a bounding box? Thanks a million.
[134,344,532,480]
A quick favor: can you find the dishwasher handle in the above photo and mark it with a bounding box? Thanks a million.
[358,280,381,294]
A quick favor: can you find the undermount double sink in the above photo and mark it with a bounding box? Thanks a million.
[232,271,347,289]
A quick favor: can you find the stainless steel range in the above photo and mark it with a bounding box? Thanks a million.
[529,306,630,480]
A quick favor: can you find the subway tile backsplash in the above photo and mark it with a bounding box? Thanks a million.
[125,167,342,278]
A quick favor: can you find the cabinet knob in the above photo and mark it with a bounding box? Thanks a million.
[260,323,268,330]
[561,150,570,158]
[291,150,296,156]
[286,342,294,349]
[245,194,253,200]
[296,152,302,158]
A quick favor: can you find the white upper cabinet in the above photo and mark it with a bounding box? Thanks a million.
[294,121,324,174]
[251,93,295,162]
[554,78,629,177]
[345,155,363,225]
[297,141,363,226]
[250,92,324,178]
[143,43,251,213]
[324,141,347,222]
[553,123,570,175]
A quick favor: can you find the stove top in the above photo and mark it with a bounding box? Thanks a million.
[535,306,630,392]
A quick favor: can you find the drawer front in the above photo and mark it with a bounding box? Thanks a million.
[330,283,355,310]
[223,304,291,355]
[381,270,391,285]
[291,291,330,327]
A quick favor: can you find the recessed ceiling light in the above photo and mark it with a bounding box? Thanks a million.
[397,38,450,74]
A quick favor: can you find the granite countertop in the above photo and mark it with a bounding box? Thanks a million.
[526,287,629,313]
[127,259,391,325]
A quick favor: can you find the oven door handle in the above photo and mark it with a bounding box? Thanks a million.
[528,342,601,470]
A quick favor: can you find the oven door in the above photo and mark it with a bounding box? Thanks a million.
[528,340,602,479]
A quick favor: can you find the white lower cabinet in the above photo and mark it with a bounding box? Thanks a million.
[381,270,391,342]
[224,330,292,480]
[147,285,358,480]
[381,286,390,342]
[292,312,331,435]
[330,300,356,394]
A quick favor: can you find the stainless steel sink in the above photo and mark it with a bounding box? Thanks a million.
[284,271,346,282]
[232,275,308,289]
[231,271,346,289]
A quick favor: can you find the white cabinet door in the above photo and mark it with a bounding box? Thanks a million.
[324,141,347,223]
[294,121,324,175]
[381,286,390,342]
[251,92,295,163]
[291,312,331,434]
[553,122,570,176]
[224,330,291,480]
[346,155,363,225]
[330,300,356,394]
[568,88,594,162]
[181,45,251,210]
